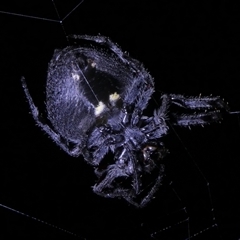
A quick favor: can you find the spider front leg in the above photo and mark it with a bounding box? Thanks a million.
[169,94,230,111]
[21,77,82,157]
[92,164,130,196]
[123,164,165,208]
[93,163,165,208]
[164,94,230,127]
[171,111,224,127]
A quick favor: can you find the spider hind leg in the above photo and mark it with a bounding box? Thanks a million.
[21,77,82,157]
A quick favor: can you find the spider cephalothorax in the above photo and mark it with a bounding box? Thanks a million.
[21,35,229,207]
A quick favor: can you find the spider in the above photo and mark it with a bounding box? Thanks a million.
[21,34,230,207]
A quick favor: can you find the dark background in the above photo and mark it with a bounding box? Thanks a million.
[0,1,240,239]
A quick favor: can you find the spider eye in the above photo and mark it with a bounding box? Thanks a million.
[142,145,159,161]
[140,143,167,173]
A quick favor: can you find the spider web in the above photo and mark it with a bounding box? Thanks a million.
[1,1,240,239]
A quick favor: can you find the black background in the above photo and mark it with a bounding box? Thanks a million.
[0,1,240,239]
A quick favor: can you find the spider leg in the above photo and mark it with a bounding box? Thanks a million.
[93,158,143,201]
[21,77,82,157]
[69,34,128,64]
[171,111,224,127]
[159,94,230,127]
[142,94,169,139]
[93,164,129,195]
[123,164,165,208]
[169,94,230,111]
[94,162,165,208]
